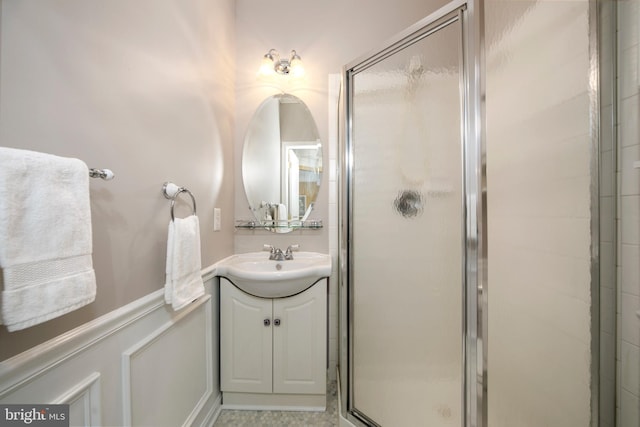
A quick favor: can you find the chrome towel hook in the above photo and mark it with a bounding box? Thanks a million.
[162,182,196,221]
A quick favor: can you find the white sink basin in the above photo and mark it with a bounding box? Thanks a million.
[216,251,331,298]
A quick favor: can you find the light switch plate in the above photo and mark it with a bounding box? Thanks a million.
[214,208,221,231]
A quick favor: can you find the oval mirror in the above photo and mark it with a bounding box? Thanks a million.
[242,94,322,232]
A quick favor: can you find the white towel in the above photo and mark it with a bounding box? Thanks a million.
[275,203,288,233]
[164,215,204,311]
[0,147,96,331]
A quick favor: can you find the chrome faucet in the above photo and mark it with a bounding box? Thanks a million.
[263,244,299,260]
[272,248,285,261]
[263,244,285,260]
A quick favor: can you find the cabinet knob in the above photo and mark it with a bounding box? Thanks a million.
[274,318,281,326]
[264,318,271,326]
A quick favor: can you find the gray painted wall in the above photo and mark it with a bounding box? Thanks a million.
[0,0,236,360]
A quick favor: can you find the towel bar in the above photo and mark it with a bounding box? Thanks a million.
[162,182,197,221]
[89,168,114,180]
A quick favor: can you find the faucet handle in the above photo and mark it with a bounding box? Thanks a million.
[285,244,299,260]
[265,245,282,260]
[263,244,275,253]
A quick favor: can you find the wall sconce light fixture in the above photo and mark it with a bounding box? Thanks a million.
[259,49,304,77]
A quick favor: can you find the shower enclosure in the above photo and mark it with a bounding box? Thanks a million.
[340,0,606,426]
[340,1,484,425]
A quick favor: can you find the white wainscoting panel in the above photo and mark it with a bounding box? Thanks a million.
[122,296,212,427]
[0,272,221,427]
[53,372,102,427]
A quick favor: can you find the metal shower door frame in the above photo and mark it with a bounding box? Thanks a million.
[339,0,486,426]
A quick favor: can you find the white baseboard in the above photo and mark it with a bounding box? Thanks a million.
[200,393,223,427]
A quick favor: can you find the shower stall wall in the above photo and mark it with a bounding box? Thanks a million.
[340,0,603,426]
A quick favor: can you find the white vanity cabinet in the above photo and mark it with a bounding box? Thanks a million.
[220,277,327,410]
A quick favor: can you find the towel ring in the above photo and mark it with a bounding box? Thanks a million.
[162,182,197,221]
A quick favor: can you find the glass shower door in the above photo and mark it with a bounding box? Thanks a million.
[347,10,465,426]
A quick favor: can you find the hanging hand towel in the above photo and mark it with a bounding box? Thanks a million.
[275,203,288,233]
[164,215,205,311]
[0,147,96,332]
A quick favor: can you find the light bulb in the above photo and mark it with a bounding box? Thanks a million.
[259,54,275,76]
[290,57,304,77]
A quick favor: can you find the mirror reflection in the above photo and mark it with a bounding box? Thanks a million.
[242,94,322,232]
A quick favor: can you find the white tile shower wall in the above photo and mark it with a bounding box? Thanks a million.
[617,1,640,426]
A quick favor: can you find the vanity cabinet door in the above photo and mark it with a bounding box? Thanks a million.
[272,280,327,394]
[220,278,273,393]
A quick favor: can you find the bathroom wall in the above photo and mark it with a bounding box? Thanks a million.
[0,0,236,360]
[616,0,640,424]
[485,1,594,425]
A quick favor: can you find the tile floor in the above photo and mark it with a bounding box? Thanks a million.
[213,382,338,426]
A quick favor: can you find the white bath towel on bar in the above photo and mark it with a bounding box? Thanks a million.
[0,147,96,332]
[164,215,204,311]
